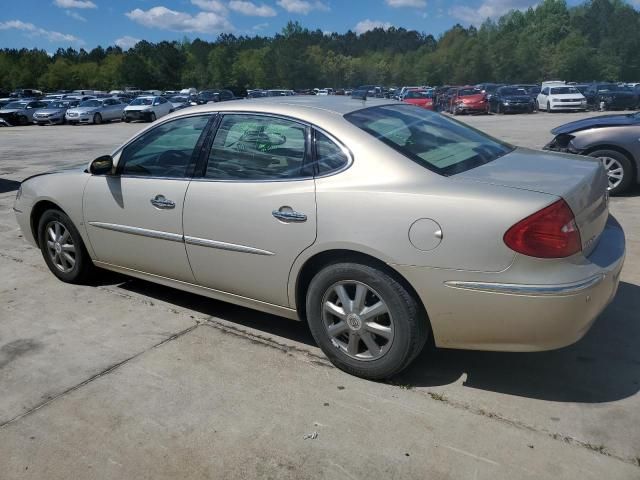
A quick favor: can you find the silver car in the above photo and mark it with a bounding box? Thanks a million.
[65,98,126,125]
[14,97,625,379]
[33,99,80,125]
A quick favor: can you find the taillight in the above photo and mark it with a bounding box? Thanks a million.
[504,199,581,258]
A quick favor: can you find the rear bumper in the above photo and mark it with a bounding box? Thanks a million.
[123,111,153,121]
[501,103,533,112]
[395,215,625,351]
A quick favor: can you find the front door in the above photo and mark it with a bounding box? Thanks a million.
[183,113,317,307]
[84,114,212,281]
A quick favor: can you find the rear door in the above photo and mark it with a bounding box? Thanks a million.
[182,113,317,307]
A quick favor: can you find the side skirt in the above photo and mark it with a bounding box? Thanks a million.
[93,260,301,321]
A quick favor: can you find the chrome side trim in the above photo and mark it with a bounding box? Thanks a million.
[184,236,275,256]
[444,274,605,296]
[93,260,299,320]
[88,222,183,243]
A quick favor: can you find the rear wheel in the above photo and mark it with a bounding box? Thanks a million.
[306,262,428,380]
[149,112,156,122]
[496,103,502,114]
[588,149,634,195]
[18,115,28,126]
[37,209,95,283]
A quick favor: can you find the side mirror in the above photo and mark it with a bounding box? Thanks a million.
[89,155,114,175]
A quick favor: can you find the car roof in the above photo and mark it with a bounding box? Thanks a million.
[187,96,399,116]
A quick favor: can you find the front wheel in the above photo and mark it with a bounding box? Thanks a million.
[37,209,95,283]
[546,102,551,113]
[149,112,156,122]
[588,149,634,195]
[93,113,102,125]
[306,262,428,380]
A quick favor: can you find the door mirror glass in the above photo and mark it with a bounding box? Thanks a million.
[90,155,114,175]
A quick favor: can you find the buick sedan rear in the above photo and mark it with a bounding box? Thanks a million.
[14,97,625,379]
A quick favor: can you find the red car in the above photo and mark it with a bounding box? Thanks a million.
[449,87,488,115]
[402,89,434,110]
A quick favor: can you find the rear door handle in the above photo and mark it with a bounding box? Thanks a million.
[272,208,307,223]
[150,195,175,210]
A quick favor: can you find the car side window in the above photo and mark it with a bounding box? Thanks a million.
[118,115,210,178]
[205,114,308,180]
[313,130,349,176]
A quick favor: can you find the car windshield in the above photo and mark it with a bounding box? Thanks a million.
[4,101,27,109]
[458,88,481,96]
[550,87,580,94]
[500,88,527,95]
[169,96,188,103]
[48,101,71,108]
[130,97,153,106]
[80,100,101,107]
[597,84,630,92]
[345,104,512,176]
[405,90,431,99]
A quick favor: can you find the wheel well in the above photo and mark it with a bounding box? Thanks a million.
[294,249,428,325]
[583,144,637,178]
[30,200,64,247]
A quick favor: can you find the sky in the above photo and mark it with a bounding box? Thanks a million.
[0,0,634,52]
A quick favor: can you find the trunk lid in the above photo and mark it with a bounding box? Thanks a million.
[453,148,609,256]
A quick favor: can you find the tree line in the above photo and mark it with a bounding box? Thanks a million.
[1,0,639,93]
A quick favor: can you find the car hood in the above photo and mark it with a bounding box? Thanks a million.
[453,147,608,252]
[551,113,639,135]
[0,109,23,114]
[460,94,485,103]
[35,108,66,114]
[68,107,99,114]
[501,95,531,102]
[125,105,153,111]
[21,163,88,184]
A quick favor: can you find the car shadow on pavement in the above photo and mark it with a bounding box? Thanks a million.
[114,278,317,348]
[112,276,639,403]
[396,281,640,403]
[0,179,21,194]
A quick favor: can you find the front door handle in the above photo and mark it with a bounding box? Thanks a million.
[272,207,307,223]
[150,194,175,210]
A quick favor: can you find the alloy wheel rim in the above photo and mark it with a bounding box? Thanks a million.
[599,156,624,190]
[321,281,394,361]
[45,221,76,273]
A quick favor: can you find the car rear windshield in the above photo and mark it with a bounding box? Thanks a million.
[345,104,512,176]
[405,90,432,99]
[500,88,527,95]
[80,100,101,107]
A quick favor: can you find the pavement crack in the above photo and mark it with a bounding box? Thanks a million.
[0,323,200,431]
[415,389,640,468]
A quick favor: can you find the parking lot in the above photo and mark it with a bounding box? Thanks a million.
[1,110,639,479]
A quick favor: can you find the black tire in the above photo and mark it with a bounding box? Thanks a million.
[534,100,539,111]
[93,113,102,125]
[149,112,156,122]
[37,209,95,284]
[305,262,428,380]
[546,102,551,113]
[18,115,28,126]
[496,103,502,114]
[588,149,634,196]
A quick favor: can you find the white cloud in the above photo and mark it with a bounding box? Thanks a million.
[386,0,426,7]
[353,19,393,34]
[276,0,329,15]
[115,35,141,50]
[0,19,83,43]
[450,0,535,24]
[65,10,87,21]
[252,22,270,31]
[126,6,233,33]
[230,0,277,16]
[190,0,228,14]
[53,0,96,9]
